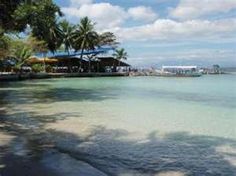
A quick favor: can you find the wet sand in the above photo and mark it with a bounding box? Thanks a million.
[0,131,57,176]
[0,121,107,176]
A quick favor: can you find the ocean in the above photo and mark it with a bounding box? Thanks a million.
[0,75,235,175]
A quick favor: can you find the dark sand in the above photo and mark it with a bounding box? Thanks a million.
[0,129,106,176]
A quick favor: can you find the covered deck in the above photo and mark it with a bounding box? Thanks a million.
[33,47,130,73]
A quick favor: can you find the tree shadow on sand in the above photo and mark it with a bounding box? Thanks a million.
[0,109,81,176]
[46,126,236,176]
[0,81,235,176]
[0,107,236,176]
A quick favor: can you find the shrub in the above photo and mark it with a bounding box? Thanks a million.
[46,65,53,72]
[32,64,44,73]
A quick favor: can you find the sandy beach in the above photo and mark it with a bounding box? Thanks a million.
[0,112,107,176]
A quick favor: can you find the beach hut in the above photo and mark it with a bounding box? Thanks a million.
[39,47,130,73]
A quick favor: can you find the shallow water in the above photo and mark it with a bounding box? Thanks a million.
[0,75,236,175]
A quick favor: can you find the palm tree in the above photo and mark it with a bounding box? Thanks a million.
[59,20,76,55]
[46,24,64,53]
[113,48,128,67]
[31,18,63,54]
[33,22,63,72]
[13,46,32,72]
[72,17,99,72]
[98,32,119,48]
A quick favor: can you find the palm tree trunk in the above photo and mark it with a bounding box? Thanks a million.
[80,48,84,72]
[65,48,72,72]
[43,53,46,72]
[88,59,91,73]
[88,55,92,73]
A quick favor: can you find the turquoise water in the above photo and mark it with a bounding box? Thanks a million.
[1,75,236,175]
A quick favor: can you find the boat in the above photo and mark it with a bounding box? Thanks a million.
[161,66,202,77]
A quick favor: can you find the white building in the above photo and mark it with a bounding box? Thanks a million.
[161,66,201,77]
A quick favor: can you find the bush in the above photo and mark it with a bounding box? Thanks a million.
[46,65,53,73]
[32,64,44,73]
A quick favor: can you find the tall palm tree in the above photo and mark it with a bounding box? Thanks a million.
[59,20,76,55]
[31,16,63,54]
[72,17,99,72]
[45,24,64,53]
[113,48,128,66]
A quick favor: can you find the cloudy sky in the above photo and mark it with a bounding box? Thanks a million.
[54,0,236,67]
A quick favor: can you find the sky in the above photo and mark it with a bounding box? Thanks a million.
[53,0,236,67]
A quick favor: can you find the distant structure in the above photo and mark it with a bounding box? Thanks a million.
[200,64,223,74]
[161,65,201,77]
[212,64,221,74]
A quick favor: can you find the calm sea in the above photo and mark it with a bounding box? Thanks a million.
[1,75,236,175]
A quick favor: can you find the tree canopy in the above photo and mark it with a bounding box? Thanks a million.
[0,0,62,33]
[113,48,128,61]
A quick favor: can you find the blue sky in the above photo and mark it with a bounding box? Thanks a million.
[54,0,236,67]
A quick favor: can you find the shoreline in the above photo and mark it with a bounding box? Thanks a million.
[0,71,232,82]
[0,72,129,82]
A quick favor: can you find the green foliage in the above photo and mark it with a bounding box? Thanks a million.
[0,0,62,33]
[46,64,53,72]
[32,63,44,73]
[59,20,76,54]
[0,0,122,72]
[72,17,100,72]
[57,18,118,55]
[26,36,48,54]
[0,0,23,32]
[0,0,63,53]
[25,0,63,53]
[0,30,48,64]
[12,44,33,71]
[113,48,128,61]
[72,17,99,53]
[0,33,11,60]
[98,32,119,48]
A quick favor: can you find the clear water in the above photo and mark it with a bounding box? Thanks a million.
[0,75,236,175]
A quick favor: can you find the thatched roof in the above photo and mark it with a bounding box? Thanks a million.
[28,56,58,64]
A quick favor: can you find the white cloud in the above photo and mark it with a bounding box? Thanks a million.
[170,0,236,20]
[109,18,236,42]
[128,6,158,22]
[128,49,236,67]
[70,0,93,7]
[62,1,158,29]
[62,3,127,29]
